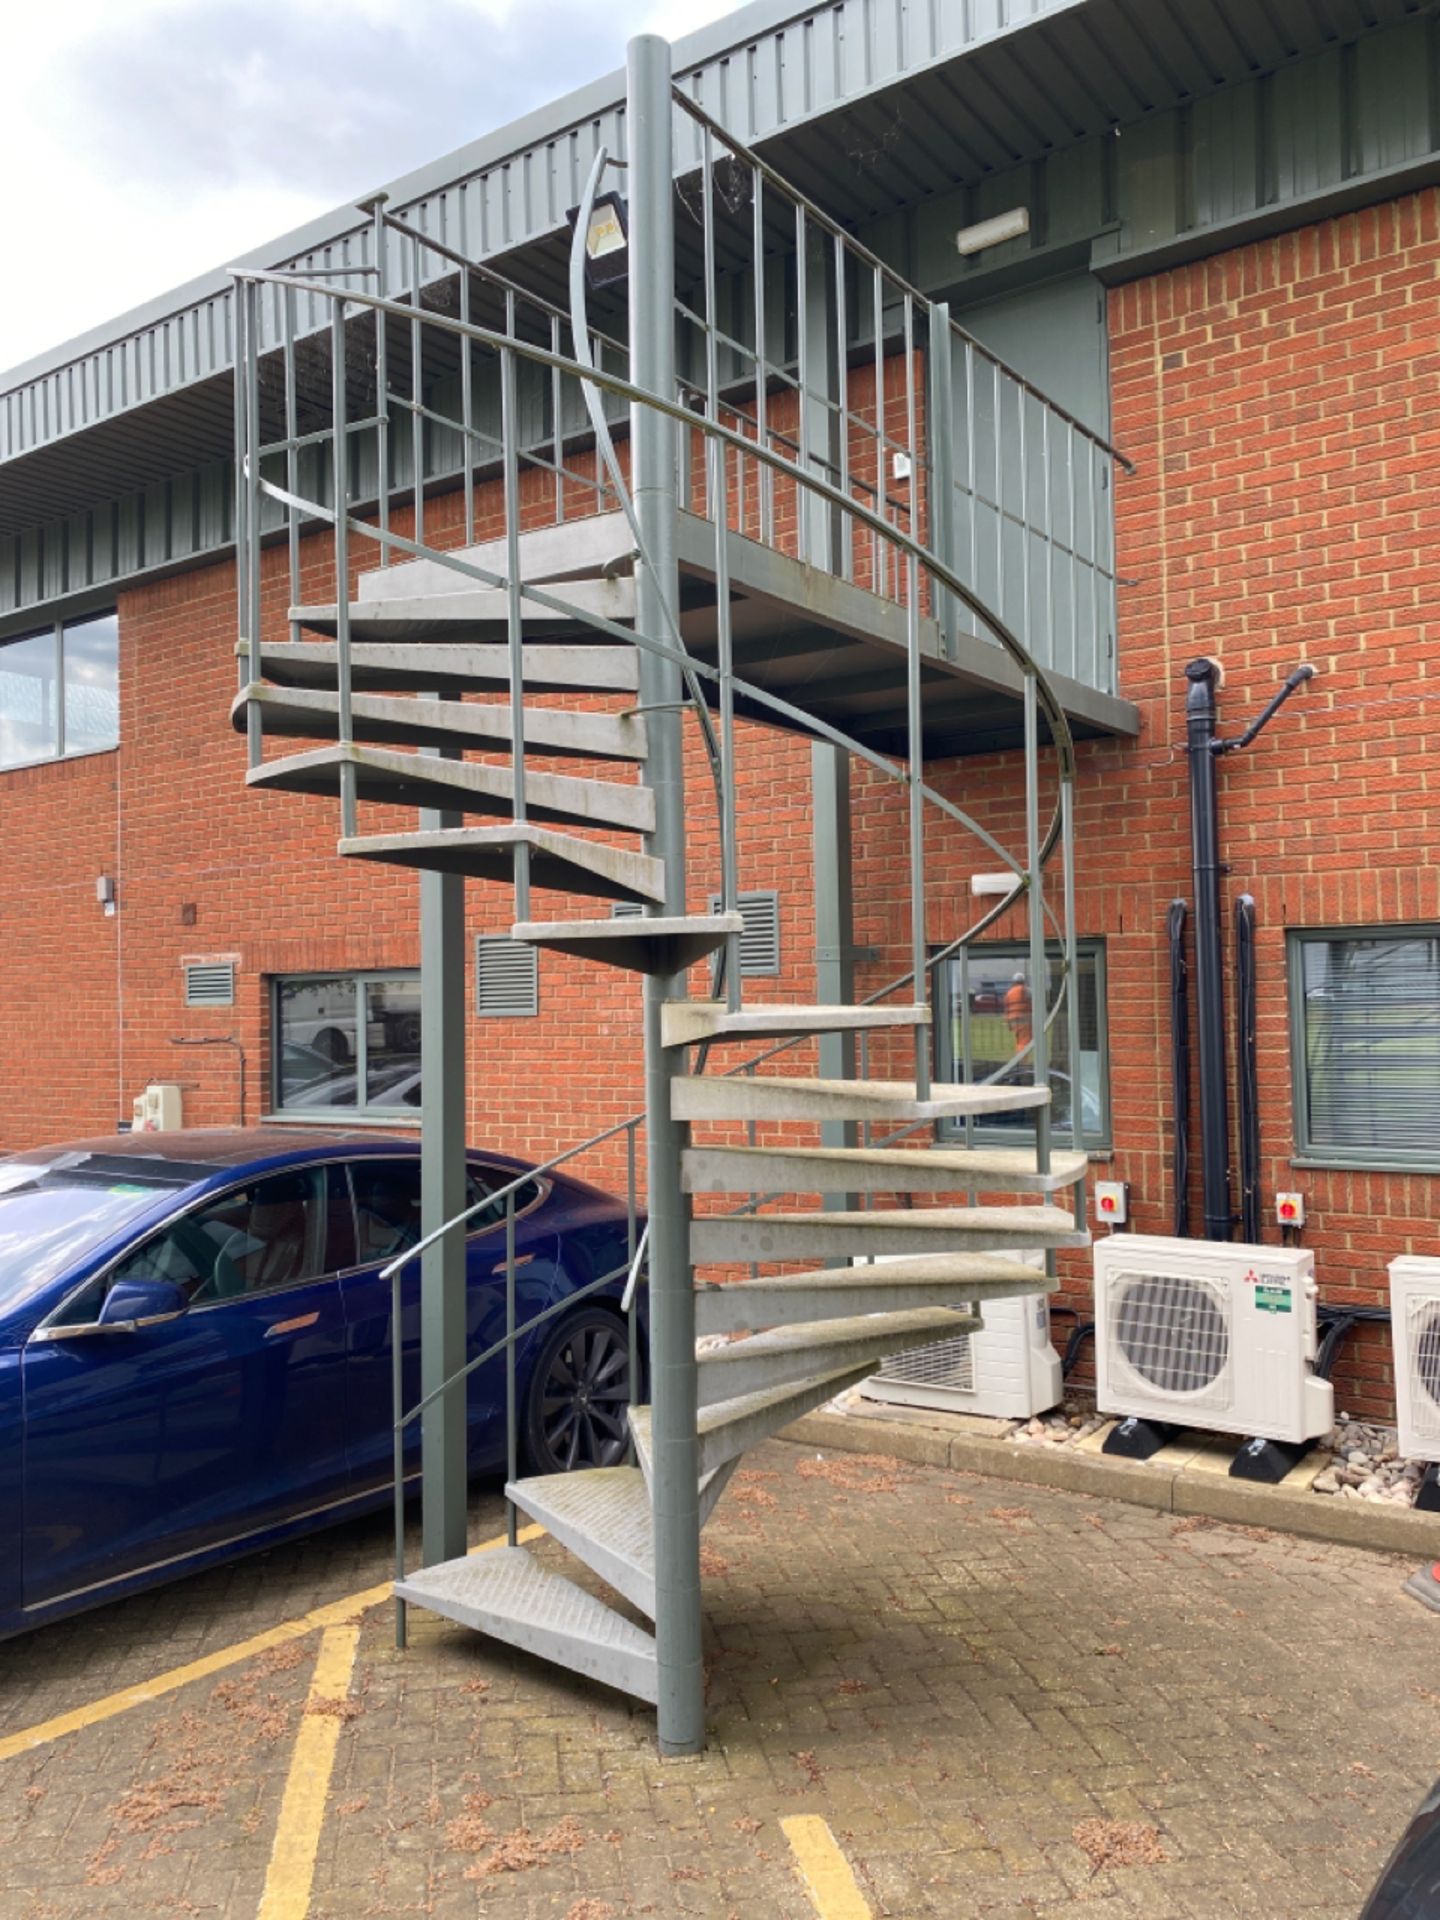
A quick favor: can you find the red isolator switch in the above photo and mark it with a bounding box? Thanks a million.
[1094,1180,1129,1226]
[1276,1192,1305,1227]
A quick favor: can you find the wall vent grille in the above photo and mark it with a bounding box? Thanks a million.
[475,937,539,1018]
[183,962,235,1008]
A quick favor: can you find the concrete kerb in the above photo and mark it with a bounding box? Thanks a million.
[780,1406,1440,1558]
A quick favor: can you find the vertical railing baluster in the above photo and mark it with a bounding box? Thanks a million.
[959,942,975,1170]
[500,310,530,919]
[994,361,1004,624]
[1041,407,1053,675]
[1025,672,1052,1203]
[902,292,927,1095]
[964,335,977,601]
[392,1266,408,1650]
[331,300,357,839]
[366,199,391,571]
[461,266,476,546]
[902,292,918,587]
[551,315,565,528]
[244,282,263,768]
[410,232,425,550]
[795,204,809,566]
[1089,442,1102,693]
[505,1192,517,1547]
[834,231,851,582]
[752,166,772,547]
[626,1121,639,1463]
[1066,425,1078,681]
[872,266,886,598]
[282,284,300,646]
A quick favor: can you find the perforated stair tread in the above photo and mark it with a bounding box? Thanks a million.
[507,1467,655,1617]
[247,742,653,835]
[395,1544,657,1704]
[339,825,667,903]
[232,682,647,761]
[682,1142,1089,1195]
[672,1075,1049,1124]
[357,511,633,600]
[694,1305,980,1407]
[693,1251,1055,1334]
[238,638,639,695]
[513,914,743,976]
[629,1359,881,1482]
[692,1203,1089,1263]
[293,574,636,640]
[663,1000,930,1047]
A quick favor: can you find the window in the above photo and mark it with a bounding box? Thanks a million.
[934,940,1110,1148]
[0,611,118,770]
[272,972,421,1118]
[50,1165,346,1324]
[348,1158,541,1268]
[1289,927,1440,1171]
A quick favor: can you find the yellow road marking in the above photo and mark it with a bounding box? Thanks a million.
[256,1622,361,1920]
[781,1815,873,1920]
[0,1521,543,1764]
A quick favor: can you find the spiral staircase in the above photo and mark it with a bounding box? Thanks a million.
[228,35,1107,1751]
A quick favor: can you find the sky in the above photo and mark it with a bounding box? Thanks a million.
[0,0,733,378]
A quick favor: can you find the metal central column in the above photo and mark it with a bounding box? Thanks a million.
[420,783,468,1564]
[628,33,704,1757]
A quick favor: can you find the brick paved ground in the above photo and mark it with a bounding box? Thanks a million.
[2,1449,1436,1919]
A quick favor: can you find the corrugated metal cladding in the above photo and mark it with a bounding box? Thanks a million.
[4,0,1425,472]
[0,0,1435,622]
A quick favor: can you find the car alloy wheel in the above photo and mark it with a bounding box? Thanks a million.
[525,1308,633,1473]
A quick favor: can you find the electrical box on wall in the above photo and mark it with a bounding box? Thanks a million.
[133,1084,183,1132]
[1276,1192,1305,1228]
[1094,1180,1129,1226]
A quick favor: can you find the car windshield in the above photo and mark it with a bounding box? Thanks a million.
[0,1153,202,1316]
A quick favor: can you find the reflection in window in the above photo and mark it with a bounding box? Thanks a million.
[273,972,421,1116]
[934,941,1110,1148]
[0,611,119,771]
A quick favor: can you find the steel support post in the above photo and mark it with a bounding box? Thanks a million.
[812,741,857,1211]
[927,303,960,662]
[628,33,704,1758]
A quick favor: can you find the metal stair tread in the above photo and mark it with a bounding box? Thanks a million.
[629,1358,884,1482]
[506,1467,655,1617]
[693,1305,979,1406]
[394,1544,657,1704]
[232,682,646,762]
[339,825,667,903]
[662,1000,931,1047]
[247,742,653,835]
[672,1075,1050,1124]
[699,1305,981,1366]
[692,1203,1089,1263]
[682,1142,1089,1195]
[237,638,639,695]
[358,511,633,601]
[694,1251,1054,1334]
[293,574,636,640]
[513,914,743,976]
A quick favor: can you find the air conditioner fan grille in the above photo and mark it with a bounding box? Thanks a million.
[1109,1270,1231,1406]
[1407,1299,1440,1445]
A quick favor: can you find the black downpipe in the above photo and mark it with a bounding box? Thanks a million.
[1235,894,1261,1244]
[1167,899,1191,1238]
[1184,660,1232,1240]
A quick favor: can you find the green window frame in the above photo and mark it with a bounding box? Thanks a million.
[270,971,422,1122]
[933,939,1111,1150]
[1288,925,1440,1173]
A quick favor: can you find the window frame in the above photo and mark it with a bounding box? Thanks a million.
[268,969,422,1125]
[933,937,1112,1152]
[1287,923,1440,1174]
[0,608,119,772]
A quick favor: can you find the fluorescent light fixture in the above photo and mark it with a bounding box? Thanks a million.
[956,207,1030,256]
[971,872,1023,897]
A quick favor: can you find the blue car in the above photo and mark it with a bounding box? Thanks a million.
[0,1129,639,1638]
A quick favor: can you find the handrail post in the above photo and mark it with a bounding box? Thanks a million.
[1062,772,1086,1229]
[505,1192,518,1546]
[1024,672,1053,1247]
[629,32,704,1760]
[358,195,391,569]
[391,1266,408,1649]
[927,303,959,662]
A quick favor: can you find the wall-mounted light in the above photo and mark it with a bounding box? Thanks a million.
[96,875,116,917]
[568,191,629,289]
[956,207,1030,257]
[971,872,1023,897]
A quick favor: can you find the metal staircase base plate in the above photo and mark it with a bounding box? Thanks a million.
[506,1468,656,1618]
[395,1545,658,1704]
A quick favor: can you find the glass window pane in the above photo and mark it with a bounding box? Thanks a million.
[1299,933,1440,1161]
[351,1159,423,1264]
[0,631,60,770]
[62,612,119,756]
[941,944,1105,1144]
[363,976,422,1109]
[108,1168,326,1304]
[276,978,359,1109]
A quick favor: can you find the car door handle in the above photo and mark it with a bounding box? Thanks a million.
[266,1312,320,1338]
[491,1253,535,1274]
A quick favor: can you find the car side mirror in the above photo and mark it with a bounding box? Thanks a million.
[96,1278,189,1330]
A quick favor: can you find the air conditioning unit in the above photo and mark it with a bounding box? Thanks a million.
[862,1253,1062,1420]
[1094,1236,1331,1444]
[1390,1257,1440,1465]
